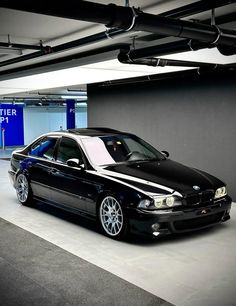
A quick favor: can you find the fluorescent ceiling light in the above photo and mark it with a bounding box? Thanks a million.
[76,102,87,107]
[0,47,234,96]
[159,48,236,64]
[61,95,87,99]
[0,60,193,96]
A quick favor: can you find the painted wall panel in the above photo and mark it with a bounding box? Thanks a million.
[0,104,24,146]
[88,71,236,199]
[24,106,87,144]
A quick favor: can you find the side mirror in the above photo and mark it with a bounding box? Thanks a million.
[161,151,170,158]
[67,158,82,168]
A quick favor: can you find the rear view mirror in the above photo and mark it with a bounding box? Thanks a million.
[161,151,170,158]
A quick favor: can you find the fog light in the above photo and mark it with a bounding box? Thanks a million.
[152,223,160,231]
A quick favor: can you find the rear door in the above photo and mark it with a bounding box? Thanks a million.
[26,135,59,200]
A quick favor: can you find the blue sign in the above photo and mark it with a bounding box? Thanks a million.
[0,104,24,146]
[66,99,76,129]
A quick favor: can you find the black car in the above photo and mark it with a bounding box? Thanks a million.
[9,128,232,240]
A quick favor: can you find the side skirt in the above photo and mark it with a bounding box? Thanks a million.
[33,196,96,221]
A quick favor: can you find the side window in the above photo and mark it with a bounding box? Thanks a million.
[56,137,83,163]
[39,137,58,160]
[27,137,58,160]
[28,139,42,156]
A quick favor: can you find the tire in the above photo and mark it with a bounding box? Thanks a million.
[16,173,34,206]
[98,195,128,240]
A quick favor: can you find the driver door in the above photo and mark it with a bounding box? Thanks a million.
[50,136,88,212]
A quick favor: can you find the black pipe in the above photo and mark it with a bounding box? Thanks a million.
[2,1,236,47]
[0,2,133,29]
[98,65,236,88]
[52,28,123,53]
[202,11,236,26]
[142,11,236,45]
[2,0,235,22]
[118,40,213,62]
[158,0,236,19]
[119,57,219,68]
[119,10,236,60]
[0,0,235,69]
[0,43,130,78]
[128,13,236,47]
[0,42,48,51]
[0,29,124,68]
[0,0,235,71]
[0,47,53,68]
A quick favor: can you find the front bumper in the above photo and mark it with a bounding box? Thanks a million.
[127,196,232,237]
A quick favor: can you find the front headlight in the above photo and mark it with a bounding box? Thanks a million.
[214,186,227,199]
[154,195,181,209]
[138,195,182,210]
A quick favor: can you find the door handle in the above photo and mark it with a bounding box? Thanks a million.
[27,161,33,168]
[48,168,60,175]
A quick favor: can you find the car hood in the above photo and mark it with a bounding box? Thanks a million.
[101,159,223,196]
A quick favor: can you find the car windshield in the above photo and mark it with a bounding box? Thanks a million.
[81,134,165,166]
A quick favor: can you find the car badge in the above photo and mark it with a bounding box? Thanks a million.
[193,185,200,191]
[201,209,207,214]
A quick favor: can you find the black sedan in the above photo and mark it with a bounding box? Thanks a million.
[9,128,232,240]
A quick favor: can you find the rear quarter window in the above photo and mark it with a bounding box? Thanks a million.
[27,136,58,160]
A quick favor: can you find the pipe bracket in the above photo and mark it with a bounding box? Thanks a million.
[187,39,194,51]
[126,50,134,63]
[125,6,138,31]
[211,25,222,45]
[105,29,113,39]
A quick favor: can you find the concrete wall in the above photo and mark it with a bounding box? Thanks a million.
[88,70,236,199]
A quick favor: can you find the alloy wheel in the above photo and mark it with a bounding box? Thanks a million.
[16,174,29,203]
[99,196,124,237]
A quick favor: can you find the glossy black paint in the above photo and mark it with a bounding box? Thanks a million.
[106,159,223,194]
[9,128,232,237]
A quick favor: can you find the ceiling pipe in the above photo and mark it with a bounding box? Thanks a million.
[0,44,129,78]
[0,1,235,70]
[98,65,236,88]
[119,10,236,61]
[0,47,53,67]
[158,0,236,19]
[2,0,235,22]
[2,1,236,48]
[201,11,236,26]
[118,56,219,69]
[118,40,214,62]
[142,10,236,46]
[0,41,49,51]
[0,29,125,68]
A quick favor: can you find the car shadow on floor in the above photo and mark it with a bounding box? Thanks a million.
[126,223,230,246]
[30,199,230,246]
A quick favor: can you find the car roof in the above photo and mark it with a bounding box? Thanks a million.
[64,127,125,137]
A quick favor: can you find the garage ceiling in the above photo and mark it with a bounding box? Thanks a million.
[0,0,236,102]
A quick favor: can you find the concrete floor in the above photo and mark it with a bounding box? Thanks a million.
[1,218,168,306]
[0,159,236,306]
[0,147,19,158]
